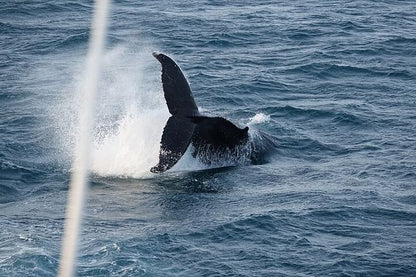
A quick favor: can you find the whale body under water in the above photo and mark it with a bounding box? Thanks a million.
[151,52,270,173]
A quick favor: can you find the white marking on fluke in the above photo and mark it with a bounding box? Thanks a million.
[58,1,111,276]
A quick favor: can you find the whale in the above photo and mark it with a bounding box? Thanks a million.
[151,52,250,173]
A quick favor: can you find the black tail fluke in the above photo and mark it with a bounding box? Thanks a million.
[152,52,199,116]
[151,53,201,173]
[151,115,195,173]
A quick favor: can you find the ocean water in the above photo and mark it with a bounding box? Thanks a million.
[1,0,416,276]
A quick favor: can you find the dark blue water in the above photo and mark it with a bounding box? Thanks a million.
[1,1,416,276]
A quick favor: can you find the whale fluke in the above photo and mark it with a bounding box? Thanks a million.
[151,52,250,173]
[152,52,199,116]
[151,52,198,173]
[150,115,194,173]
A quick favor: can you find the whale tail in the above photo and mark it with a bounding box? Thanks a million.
[151,53,198,173]
[151,53,249,173]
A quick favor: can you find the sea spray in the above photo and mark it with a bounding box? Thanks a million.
[88,46,168,178]
[248,113,271,126]
[91,105,167,178]
[49,44,167,177]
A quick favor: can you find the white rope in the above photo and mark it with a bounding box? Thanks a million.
[58,1,111,276]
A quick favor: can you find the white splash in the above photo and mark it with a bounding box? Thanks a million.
[87,45,169,178]
[91,105,167,179]
[171,147,207,172]
[50,43,169,179]
[248,113,271,126]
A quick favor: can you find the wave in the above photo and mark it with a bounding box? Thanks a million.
[273,105,368,128]
[0,160,40,203]
[55,32,89,49]
[0,183,19,204]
